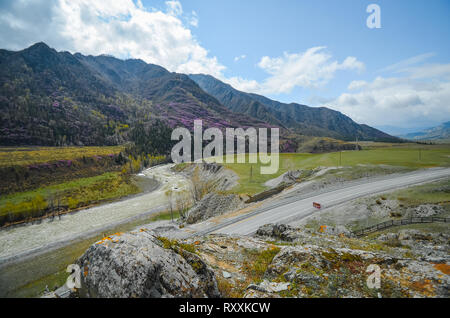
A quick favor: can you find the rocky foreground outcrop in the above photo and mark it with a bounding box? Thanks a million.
[73,223,449,298]
[76,229,220,298]
[251,224,449,298]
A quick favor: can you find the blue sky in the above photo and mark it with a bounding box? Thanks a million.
[175,0,450,106]
[1,0,449,131]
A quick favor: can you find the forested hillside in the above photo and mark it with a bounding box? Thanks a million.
[0,42,270,152]
[190,74,399,142]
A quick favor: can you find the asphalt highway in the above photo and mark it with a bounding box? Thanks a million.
[191,168,450,236]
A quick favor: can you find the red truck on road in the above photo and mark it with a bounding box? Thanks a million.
[313,202,322,209]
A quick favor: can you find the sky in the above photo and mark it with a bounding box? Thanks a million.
[0,0,449,132]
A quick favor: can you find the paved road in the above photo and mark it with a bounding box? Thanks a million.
[192,168,450,236]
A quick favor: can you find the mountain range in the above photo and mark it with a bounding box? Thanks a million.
[189,74,397,142]
[400,122,450,141]
[0,42,399,153]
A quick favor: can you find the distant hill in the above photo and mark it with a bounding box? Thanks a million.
[374,125,433,137]
[400,122,450,141]
[189,74,400,142]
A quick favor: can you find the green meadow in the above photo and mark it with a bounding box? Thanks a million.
[385,178,450,207]
[219,144,450,195]
[0,172,139,226]
[0,145,167,226]
[0,146,124,167]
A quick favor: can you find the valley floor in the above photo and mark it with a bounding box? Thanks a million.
[0,164,188,265]
[1,144,449,298]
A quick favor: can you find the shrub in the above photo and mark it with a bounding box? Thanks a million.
[243,247,281,282]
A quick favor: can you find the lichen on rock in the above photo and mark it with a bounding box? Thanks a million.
[76,230,220,298]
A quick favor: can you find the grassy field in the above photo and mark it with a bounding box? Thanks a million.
[355,141,450,149]
[0,146,124,167]
[366,223,450,240]
[1,172,135,206]
[0,172,140,226]
[148,210,181,222]
[384,178,450,208]
[0,145,163,226]
[220,143,450,195]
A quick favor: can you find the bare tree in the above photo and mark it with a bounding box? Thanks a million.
[175,190,191,219]
[189,165,215,203]
[165,189,193,222]
[165,189,175,222]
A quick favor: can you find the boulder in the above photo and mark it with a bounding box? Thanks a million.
[324,225,353,237]
[246,280,290,293]
[409,204,443,217]
[76,230,220,298]
[398,230,432,241]
[378,233,399,241]
[255,223,302,242]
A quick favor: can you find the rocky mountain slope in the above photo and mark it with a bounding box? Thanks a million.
[189,74,399,142]
[0,42,269,147]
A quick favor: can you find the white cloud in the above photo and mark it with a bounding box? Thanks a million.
[348,80,368,90]
[225,47,364,95]
[0,3,364,98]
[331,64,450,127]
[0,0,224,76]
[234,54,246,62]
[378,52,435,74]
[165,0,182,17]
[225,76,261,93]
[189,10,198,27]
[407,63,450,80]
